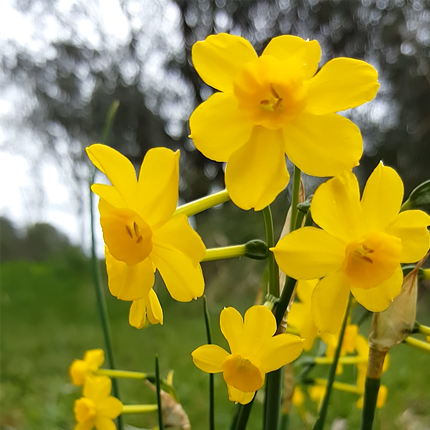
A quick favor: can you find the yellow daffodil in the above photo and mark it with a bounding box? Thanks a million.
[189,33,379,210]
[288,279,318,350]
[70,349,104,386]
[191,305,304,404]
[87,144,205,305]
[129,289,163,329]
[74,375,122,430]
[273,163,430,333]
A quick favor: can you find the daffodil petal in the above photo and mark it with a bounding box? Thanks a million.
[312,170,363,242]
[262,35,321,80]
[189,93,253,162]
[83,376,111,402]
[227,385,255,405]
[94,417,117,430]
[242,305,277,354]
[288,302,317,351]
[96,397,123,418]
[259,334,304,373]
[305,58,379,115]
[86,144,137,208]
[351,266,403,312]
[272,227,345,280]
[192,33,257,93]
[283,113,362,177]
[386,210,430,263]
[311,271,351,333]
[136,148,179,226]
[84,349,104,370]
[146,289,163,325]
[225,126,290,210]
[192,344,229,373]
[129,292,163,329]
[152,214,206,264]
[129,298,147,329]
[91,184,125,208]
[75,422,94,430]
[151,245,204,302]
[105,248,154,301]
[361,163,404,231]
[220,307,244,354]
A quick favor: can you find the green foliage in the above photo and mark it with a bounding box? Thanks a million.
[1,252,430,430]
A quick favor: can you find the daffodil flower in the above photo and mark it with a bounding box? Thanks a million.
[74,375,122,430]
[272,163,430,333]
[189,33,379,210]
[192,305,304,404]
[87,144,205,304]
[129,289,163,329]
[288,279,319,351]
[70,349,105,386]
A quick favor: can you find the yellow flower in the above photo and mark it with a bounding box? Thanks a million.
[87,144,205,304]
[288,279,318,351]
[70,349,104,386]
[189,33,379,210]
[129,289,163,329]
[191,305,304,404]
[74,375,122,430]
[272,163,430,333]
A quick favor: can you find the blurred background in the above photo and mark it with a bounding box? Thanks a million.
[1,0,430,429]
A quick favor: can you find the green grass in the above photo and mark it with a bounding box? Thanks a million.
[1,255,430,430]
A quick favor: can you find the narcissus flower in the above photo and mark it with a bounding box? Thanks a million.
[272,163,430,333]
[74,375,122,430]
[87,144,205,305]
[191,305,304,404]
[70,349,104,386]
[189,33,379,210]
[288,279,318,350]
[129,289,163,329]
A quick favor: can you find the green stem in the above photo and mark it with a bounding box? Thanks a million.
[289,166,302,234]
[90,100,122,430]
[203,296,215,430]
[416,323,430,336]
[90,170,122,430]
[313,295,352,430]
[400,199,412,212]
[233,398,255,430]
[275,276,297,327]
[360,377,381,430]
[263,206,279,298]
[262,205,282,430]
[421,269,430,280]
[96,369,150,379]
[174,189,230,217]
[121,404,158,414]
[314,378,363,395]
[203,241,269,262]
[155,356,164,430]
[202,245,246,262]
[404,336,430,353]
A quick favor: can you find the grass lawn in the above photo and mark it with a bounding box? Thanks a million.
[1,255,430,430]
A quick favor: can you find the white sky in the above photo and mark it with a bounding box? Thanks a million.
[0,0,181,255]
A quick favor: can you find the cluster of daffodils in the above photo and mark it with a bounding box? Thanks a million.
[70,350,123,430]
[72,32,430,430]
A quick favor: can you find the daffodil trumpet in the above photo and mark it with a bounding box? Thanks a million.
[174,189,230,217]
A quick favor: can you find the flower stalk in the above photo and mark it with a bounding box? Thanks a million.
[174,189,230,217]
[313,295,352,430]
[121,404,158,414]
[404,336,430,353]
